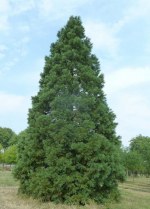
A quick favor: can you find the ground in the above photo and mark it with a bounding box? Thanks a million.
[0,170,150,209]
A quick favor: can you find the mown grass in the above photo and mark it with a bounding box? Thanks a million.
[105,176,150,209]
[0,170,150,209]
[0,169,18,187]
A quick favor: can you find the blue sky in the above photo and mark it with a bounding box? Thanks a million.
[0,0,150,146]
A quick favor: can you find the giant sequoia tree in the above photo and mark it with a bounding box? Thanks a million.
[14,16,124,204]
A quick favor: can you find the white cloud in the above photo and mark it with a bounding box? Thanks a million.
[105,67,150,94]
[0,92,30,114]
[37,0,92,19]
[0,58,19,74]
[37,0,53,17]
[82,0,150,58]
[84,21,120,56]
[129,0,150,18]
[0,15,9,32]
[0,92,31,133]
[0,0,10,32]
[111,92,150,146]
[0,45,7,51]
[12,36,30,57]
[11,0,35,16]
[19,24,30,33]
[14,70,41,90]
[0,0,35,32]
[104,65,150,145]
[0,0,10,13]
[0,44,7,59]
[4,57,44,94]
[114,0,150,32]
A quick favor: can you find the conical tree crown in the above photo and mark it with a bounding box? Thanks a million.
[14,16,124,205]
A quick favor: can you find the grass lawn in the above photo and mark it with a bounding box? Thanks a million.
[0,170,150,209]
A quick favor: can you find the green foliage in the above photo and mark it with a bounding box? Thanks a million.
[122,135,150,176]
[3,145,17,164]
[14,16,125,205]
[124,149,144,175]
[130,135,150,175]
[0,127,16,149]
[0,127,17,165]
[0,143,3,162]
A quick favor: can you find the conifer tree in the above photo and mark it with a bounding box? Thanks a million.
[14,16,124,204]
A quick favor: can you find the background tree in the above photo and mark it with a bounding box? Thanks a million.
[124,149,144,177]
[0,143,3,163]
[0,127,16,149]
[130,135,150,175]
[14,16,125,205]
[3,145,17,165]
